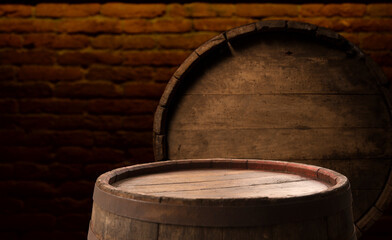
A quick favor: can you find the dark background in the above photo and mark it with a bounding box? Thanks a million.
[0,1,391,239]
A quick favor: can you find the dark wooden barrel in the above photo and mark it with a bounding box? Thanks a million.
[88,159,356,240]
[153,20,392,235]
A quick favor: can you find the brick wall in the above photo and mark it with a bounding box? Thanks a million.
[0,2,391,240]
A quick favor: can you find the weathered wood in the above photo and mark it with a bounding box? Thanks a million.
[168,94,389,130]
[89,159,356,240]
[113,169,328,199]
[152,20,391,234]
[167,128,391,160]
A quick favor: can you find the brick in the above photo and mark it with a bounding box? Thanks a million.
[0,198,23,213]
[52,34,90,49]
[84,163,114,180]
[0,66,17,81]
[342,18,392,32]
[25,198,91,215]
[59,181,94,199]
[0,83,52,98]
[8,115,55,129]
[57,19,121,33]
[123,35,156,49]
[84,115,123,130]
[51,115,89,130]
[24,33,90,49]
[0,181,56,197]
[0,130,54,146]
[0,34,23,48]
[236,4,298,17]
[153,67,177,82]
[53,131,94,147]
[0,19,57,33]
[0,4,32,17]
[166,3,186,17]
[0,232,17,240]
[48,163,83,180]
[123,50,190,66]
[128,148,154,164]
[123,115,154,130]
[367,4,392,17]
[91,148,125,163]
[13,162,48,180]
[88,99,157,114]
[86,66,153,82]
[23,231,87,240]
[0,99,17,113]
[339,33,359,46]
[0,213,55,230]
[122,18,192,33]
[117,131,153,147]
[185,3,235,17]
[92,35,156,50]
[361,34,392,50]
[93,131,152,148]
[56,214,90,231]
[156,32,217,49]
[55,147,92,163]
[383,67,392,81]
[18,66,83,82]
[101,3,165,18]
[297,18,392,32]
[91,35,123,49]
[0,146,51,163]
[301,4,366,17]
[0,164,14,180]
[193,18,255,31]
[369,52,392,66]
[55,82,120,98]
[36,3,100,18]
[58,51,122,65]
[0,50,56,65]
[19,99,86,114]
[123,82,166,98]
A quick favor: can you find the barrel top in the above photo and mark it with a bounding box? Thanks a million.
[93,159,352,227]
[96,159,348,205]
[113,169,330,199]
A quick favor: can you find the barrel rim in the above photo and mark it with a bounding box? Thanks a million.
[96,159,349,205]
[92,159,353,227]
[152,19,392,233]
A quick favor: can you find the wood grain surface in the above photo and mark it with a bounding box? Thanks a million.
[89,159,356,240]
[113,169,330,199]
[155,21,392,230]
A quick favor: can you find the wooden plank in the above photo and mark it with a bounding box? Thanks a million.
[114,169,328,199]
[271,217,328,240]
[90,203,158,240]
[221,226,272,240]
[293,159,391,189]
[183,33,378,95]
[352,189,382,221]
[168,94,389,130]
[167,128,391,160]
[158,224,222,240]
[327,207,355,240]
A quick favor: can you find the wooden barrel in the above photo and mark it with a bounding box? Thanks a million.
[153,20,392,234]
[88,159,356,240]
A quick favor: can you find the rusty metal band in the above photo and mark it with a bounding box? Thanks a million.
[88,225,99,240]
[93,185,352,227]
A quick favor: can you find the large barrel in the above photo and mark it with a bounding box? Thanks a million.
[88,159,356,240]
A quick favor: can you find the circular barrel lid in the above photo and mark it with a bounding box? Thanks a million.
[153,20,392,234]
